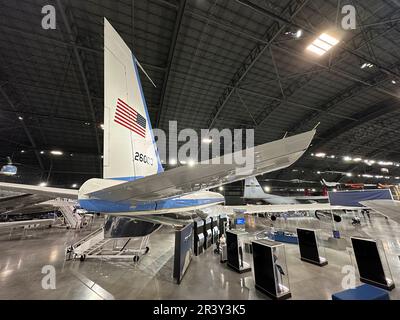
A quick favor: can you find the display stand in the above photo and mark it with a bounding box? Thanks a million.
[173,223,193,284]
[219,214,228,237]
[211,216,219,244]
[252,239,291,300]
[297,228,328,266]
[350,237,395,290]
[193,218,205,256]
[226,230,251,273]
[203,217,212,250]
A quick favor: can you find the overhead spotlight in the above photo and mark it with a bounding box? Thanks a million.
[188,160,196,167]
[362,174,373,178]
[361,62,374,69]
[381,168,389,173]
[333,188,337,192]
[306,33,339,56]
[343,156,352,161]
[219,186,224,191]
[40,151,45,155]
[84,122,91,126]
[392,80,397,84]
[202,138,213,144]
[72,184,78,188]
[21,150,25,153]
[50,150,63,156]
[329,155,336,159]
[38,182,47,187]
[295,29,303,38]
[353,157,362,162]
[264,186,271,193]
[316,171,321,174]
[18,116,23,121]
[346,173,353,177]
[100,124,104,130]
[311,188,316,192]
[315,152,326,158]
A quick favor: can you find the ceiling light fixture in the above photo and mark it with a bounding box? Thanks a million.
[361,62,374,69]
[306,33,339,56]
[50,150,63,156]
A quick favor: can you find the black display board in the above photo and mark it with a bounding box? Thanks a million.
[351,238,395,290]
[252,240,291,300]
[211,217,219,244]
[219,214,227,237]
[203,217,212,249]
[173,223,193,284]
[227,231,239,270]
[226,230,251,273]
[297,228,327,266]
[193,219,204,256]
[253,241,276,296]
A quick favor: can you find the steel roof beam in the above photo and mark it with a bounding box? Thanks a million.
[0,86,45,171]
[155,0,187,128]
[56,0,102,173]
[206,0,310,129]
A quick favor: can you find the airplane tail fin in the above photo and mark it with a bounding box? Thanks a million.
[244,177,267,199]
[103,18,163,181]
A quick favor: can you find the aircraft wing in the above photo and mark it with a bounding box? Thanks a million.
[0,219,54,230]
[360,200,400,224]
[0,193,54,214]
[87,130,315,202]
[0,182,78,200]
[220,203,360,214]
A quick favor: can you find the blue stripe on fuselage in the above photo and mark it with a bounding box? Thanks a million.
[78,197,223,213]
[109,176,144,182]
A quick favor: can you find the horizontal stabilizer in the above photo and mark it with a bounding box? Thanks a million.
[360,200,400,224]
[87,130,315,202]
[0,182,78,199]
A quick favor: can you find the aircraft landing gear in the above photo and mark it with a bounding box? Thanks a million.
[144,246,150,254]
[80,254,86,262]
[133,255,140,263]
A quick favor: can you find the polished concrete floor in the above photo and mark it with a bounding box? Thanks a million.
[0,214,399,300]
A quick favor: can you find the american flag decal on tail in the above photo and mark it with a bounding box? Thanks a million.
[114,98,146,138]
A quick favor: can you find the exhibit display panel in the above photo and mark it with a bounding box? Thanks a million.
[193,218,205,256]
[226,230,251,273]
[219,214,228,237]
[203,217,212,249]
[297,228,327,266]
[252,239,291,300]
[211,216,219,244]
[173,223,193,284]
[350,237,395,290]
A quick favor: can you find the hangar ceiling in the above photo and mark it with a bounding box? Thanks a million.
[1,0,400,190]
